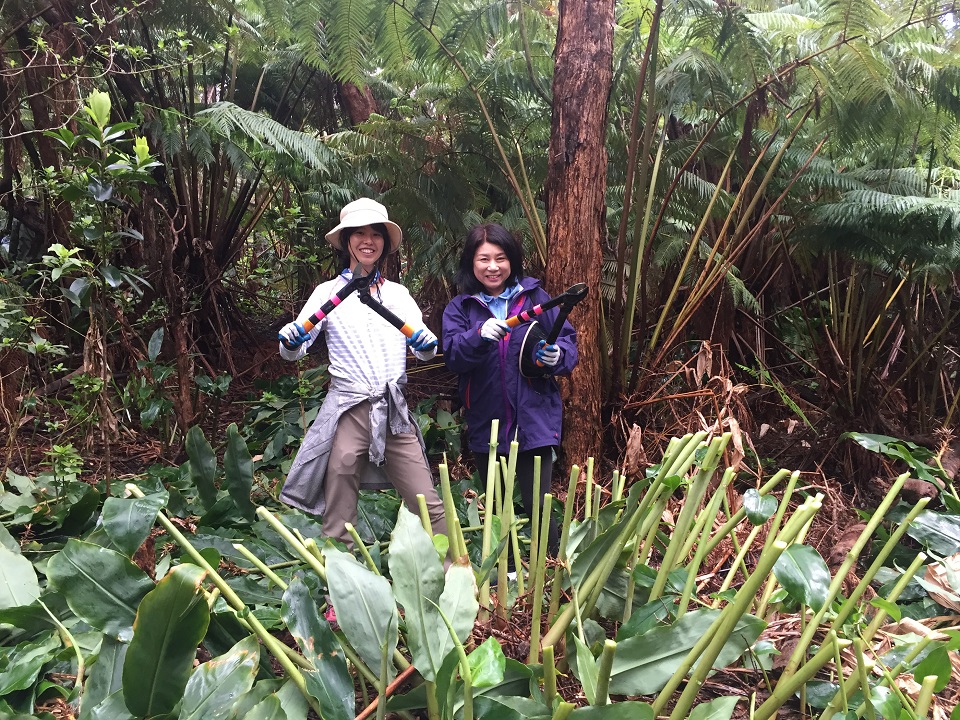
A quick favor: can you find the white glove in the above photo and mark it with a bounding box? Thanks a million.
[535,340,561,367]
[407,327,438,352]
[279,321,309,349]
[480,318,510,343]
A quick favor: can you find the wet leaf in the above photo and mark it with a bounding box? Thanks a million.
[0,546,40,609]
[743,489,777,525]
[773,545,831,611]
[178,635,259,720]
[100,491,168,558]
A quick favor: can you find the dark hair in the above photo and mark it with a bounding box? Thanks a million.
[455,223,524,294]
[336,222,391,270]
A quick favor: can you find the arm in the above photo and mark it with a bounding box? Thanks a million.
[391,284,437,361]
[442,299,493,373]
[278,282,335,361]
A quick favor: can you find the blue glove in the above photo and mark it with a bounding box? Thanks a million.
[535,340,561,367]
[407,327,438,352]
[279,321,309,348]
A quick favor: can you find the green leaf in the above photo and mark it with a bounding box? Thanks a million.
[913,645,951,692]
[224,423,256,521]
[389,507,448,681]
[468,638,505,688]
[245,695,286,720]
[869,597,902,622]
[609,609,766,695]
[687,696,740,720]
[569,703,655,719]
[87,690,135,720]
[46,539,153,641]
[439,563,479,646]
[323,547,399,683]
[186,425,218,510]
[616,599,672,641]
[901,510,960,556]
[743,489,777,525]
[0,545,40,609]
[773,545,831,611]
[472,695,551,720]
[0,632,61,695]
[123,564,211,717]
[178,635,259,720]
[572,634,600,705]
[280,578,354,720]
[100,491,168,558]
[80,634,127,720]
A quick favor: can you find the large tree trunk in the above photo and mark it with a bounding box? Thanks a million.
[545,0,614,468]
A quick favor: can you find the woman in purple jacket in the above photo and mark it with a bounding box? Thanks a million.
[442,224,578,554]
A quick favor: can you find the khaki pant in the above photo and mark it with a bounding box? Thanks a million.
[323,401,448,545]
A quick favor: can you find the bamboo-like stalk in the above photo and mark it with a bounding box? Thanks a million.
[594,640,616,706]
[712,524,762,605]
[530,453,543,577]
[548,464,581,620]
[543,645,557,709]
[344,524,381,574]
[528,493,553,663]
[255,506,327,581]
[584,457,595,520]
[591,485,602,523]
[914,675,938,718]
[439,463,466,560]
[430,601,474,720]
[779,473,909,681]
[862,550,927,642]
[650,434,729,602]
[232,543,289,589]
[612,469,623,502]
[479,420,500,621]
[855,639,877,720]
[128,485,322,715]
[416,494,434,537]
[551,702,575,720]
[655,536,794,718]
[752,632,852,720]
[677,472,731,618]
[754,471,800,617]
[678,466,735,561]
[702,469,791,556]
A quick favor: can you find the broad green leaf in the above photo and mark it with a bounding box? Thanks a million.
[570,703,655,719]
[913,645,951,692]
[0,523,18,551]
[80,634,127,720]
[224,423,256,521]
[468,638,505,688]
[280,578,353,720]
[323,547,399,683]
[47,539,153,641]
[275,680,308,720]
[609,609,766,695]
[472,695,551,720]
[147,327,164,361]
[743,489,777,525]
[389,507,447,681]
[178,635,259,720]
[186,425,218,510]
[0,545,40,609]
[799,680,838,708]
[687,695,740,720]
[123,564,211,717]
[616,598,672,640]
[439,563,479,645]
[100,491,168,558]
[246,695,286,720]
[0,632,61,695]
[869,597,902,622]
[88,690,135,720]
[773,545,831,611]
[434,648,461,720]
[232,679,285,718]
[901,510,960,556]
[572,634,600,705]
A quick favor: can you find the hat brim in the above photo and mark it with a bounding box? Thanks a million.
[325,217,402,254]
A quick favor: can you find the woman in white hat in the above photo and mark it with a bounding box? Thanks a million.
[277,198,447,591]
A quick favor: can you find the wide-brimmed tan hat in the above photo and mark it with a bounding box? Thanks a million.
[324,198,402,253]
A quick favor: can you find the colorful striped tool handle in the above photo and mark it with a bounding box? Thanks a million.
[280,269,373,349]
[505,282,588,329]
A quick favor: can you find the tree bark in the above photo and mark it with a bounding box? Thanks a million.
[545,0,614,468]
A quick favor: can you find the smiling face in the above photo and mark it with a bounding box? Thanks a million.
[346,225,385,273]
[473,241,512,296]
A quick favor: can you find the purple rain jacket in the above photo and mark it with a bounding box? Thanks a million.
[442,276,579,455]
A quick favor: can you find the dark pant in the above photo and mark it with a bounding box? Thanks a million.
[475,446,560,557]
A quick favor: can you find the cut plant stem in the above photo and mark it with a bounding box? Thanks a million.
[344,523,381,574]
[127,484,322,716]
[530,454,542,577]
[755,470,800,617]
[256,506,327,581]
[594,639,616,706]
[479,419,499,622]
[417,493,433,537]
[862,550,927,642]
[548,463,580,620]
[584,456,594,520]
[677,472,730,618]
[914,675,938,719]
[232,542,288,589]
[703,468,791,556]
[528,493,553,663]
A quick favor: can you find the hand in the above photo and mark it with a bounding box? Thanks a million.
[279,321,309,349]
[407,327,438,352]
[480,318,510,342]
[535,340,561,367]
